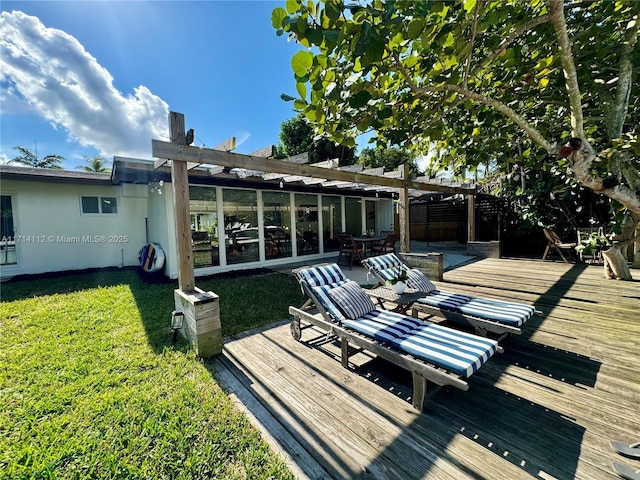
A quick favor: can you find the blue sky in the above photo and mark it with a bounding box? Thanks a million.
[0,1,308,170]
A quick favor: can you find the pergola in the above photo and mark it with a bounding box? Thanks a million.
[152,112,476,356]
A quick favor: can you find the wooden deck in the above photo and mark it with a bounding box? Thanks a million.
[213,258,640,479]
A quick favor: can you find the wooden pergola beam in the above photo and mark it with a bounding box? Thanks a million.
[152,140,475,195]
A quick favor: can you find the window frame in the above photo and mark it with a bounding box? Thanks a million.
[80,195,118,215]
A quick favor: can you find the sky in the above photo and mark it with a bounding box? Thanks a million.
[0,1,310,170]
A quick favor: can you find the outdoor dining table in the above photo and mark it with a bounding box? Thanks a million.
[353,235,385,257]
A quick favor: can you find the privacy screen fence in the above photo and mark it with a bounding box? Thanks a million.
[410,194,508,243]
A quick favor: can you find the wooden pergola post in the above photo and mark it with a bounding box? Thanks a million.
[169,112,195,292]
[467,194,476,243]
[166,112,221,357]
[399,164,411,253]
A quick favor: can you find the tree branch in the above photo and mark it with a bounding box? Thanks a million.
[471,13,551,80]
[610,8,639,137]
[429,84,556,152]
[463,0,482,88]
[548,0,585,139]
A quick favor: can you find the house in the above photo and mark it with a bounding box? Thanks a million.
[0,158,396,281]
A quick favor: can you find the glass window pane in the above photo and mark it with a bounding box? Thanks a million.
[101,197,118,214]
[295,193,319,256]
[263,191,292,259]
[321,195,342,252]
[189,186,219,268]
[345,197,362,236]
[1,195,16,265]
[365,199,376,234]
[223,189,259,264]
[81,196,99,214]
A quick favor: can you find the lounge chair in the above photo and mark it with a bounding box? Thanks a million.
[289,263,500,411]
[362,253,538,340]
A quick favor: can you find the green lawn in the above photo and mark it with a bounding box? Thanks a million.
[0,268,304,479]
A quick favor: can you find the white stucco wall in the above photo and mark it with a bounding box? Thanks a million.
[146,184,177,279]
[1,179,148,279]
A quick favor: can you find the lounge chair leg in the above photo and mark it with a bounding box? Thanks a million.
[412,372,427,412]
[341,337,349,368]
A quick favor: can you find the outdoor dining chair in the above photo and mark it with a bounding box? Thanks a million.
[336,233,365,269]
[371,232,399,256]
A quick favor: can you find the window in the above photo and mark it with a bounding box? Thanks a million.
[1,195,16,265]
[321,195,342,252]
[223,189,259,265]
[263,191,292,259]
[81,196,100,214]
[295,193,319,256]
[189,186,219,268]
[101,197,117,214]
[81,196,117,214]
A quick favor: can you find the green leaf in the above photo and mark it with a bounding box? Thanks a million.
[349,90,372,108]
[293,99,307,110]
[296,81,307,100]
[407,18,425,39]
[291,50,313,76]
[464,0,477,13]
[280,93,296,102]
[322,30,339,42]
[325,1,341,21]
[271,7,287,29]
[286,0,299,14]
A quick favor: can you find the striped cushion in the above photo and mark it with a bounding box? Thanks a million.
[296,264,349,322]
[417,290,535,327]
[406,269,436,293]
[363,253,410,284]
[343,310,498,378]
[297,263,347,287]
[327,280,376,320]
[363,253,403,271]
[310,281,349,322]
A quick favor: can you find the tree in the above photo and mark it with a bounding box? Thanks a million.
[273,0,639,280]
[275,113,356,165]
[77,155,111,173]
[359,146,419,174]
[11,146,64,169]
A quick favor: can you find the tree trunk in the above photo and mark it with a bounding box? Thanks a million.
[602,243,632,280]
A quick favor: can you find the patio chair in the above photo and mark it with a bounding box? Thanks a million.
[370,232,399,256]
[289,263,500,411]
[542,228,577,263]
[336,233,365,269]
[362,253,538,341]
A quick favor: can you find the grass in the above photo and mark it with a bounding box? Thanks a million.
[0,268,305,479]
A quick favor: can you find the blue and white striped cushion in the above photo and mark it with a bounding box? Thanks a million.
[327,280,376,320]
[310,281,349,322]
[406,269,436,293]
[297,263,347,287]
[363,253,403,271]
[343,310,498,378]
[417,290,535,327]
[296,264,349,322]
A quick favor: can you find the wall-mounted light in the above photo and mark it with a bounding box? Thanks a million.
[171,311,184,344]
[150,179,164,195]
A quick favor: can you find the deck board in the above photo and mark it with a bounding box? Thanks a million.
[213,258,640,479]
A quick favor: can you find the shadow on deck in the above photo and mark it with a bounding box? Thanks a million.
[211,258,640,479]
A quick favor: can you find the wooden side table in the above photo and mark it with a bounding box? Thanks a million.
[365,286,425,315]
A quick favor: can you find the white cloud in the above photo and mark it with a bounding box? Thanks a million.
[0,11,169,158]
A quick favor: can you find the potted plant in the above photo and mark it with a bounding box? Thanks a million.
[386,267,409,294]
[575,231,611,263]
